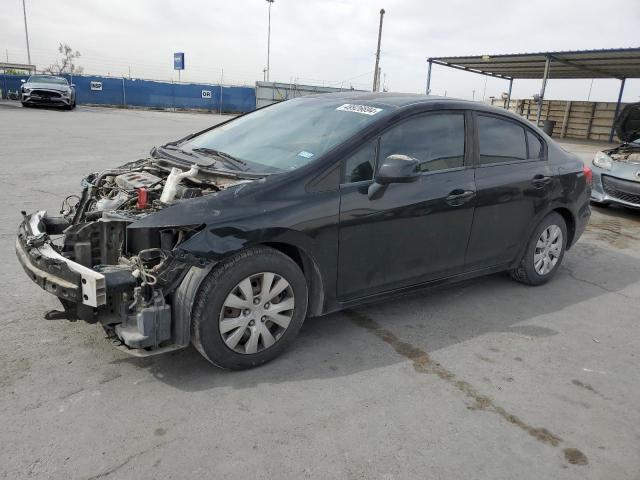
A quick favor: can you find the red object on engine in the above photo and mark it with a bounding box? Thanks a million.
[136,187,149,209]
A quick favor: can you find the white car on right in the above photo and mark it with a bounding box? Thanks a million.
[591,102,640,209]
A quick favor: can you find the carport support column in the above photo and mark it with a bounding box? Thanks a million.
[536,56,551,126]
[505,78,513,110]
[426,59,432,95]
[608,78,626,143]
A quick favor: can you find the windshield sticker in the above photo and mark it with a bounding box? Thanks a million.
[336,104,383,116]
[297,150,314,159]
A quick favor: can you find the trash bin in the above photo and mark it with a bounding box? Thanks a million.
[543,120,556,136]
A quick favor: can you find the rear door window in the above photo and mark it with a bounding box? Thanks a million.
[477,115,527,165]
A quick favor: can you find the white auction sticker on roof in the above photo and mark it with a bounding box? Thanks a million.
[336,104,383,116]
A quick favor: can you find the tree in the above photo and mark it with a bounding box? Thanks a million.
[4,68,29,75]
[45,43,84,75]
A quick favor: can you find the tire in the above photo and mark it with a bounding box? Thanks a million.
[191,246,308,370]
[21,102,29,108]
[510,212,567,286]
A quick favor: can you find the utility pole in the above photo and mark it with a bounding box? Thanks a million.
[22,0,31,65]
[372,8,385,92]
[266,0,275,82]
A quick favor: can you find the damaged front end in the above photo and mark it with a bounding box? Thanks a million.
[16,155,255,355]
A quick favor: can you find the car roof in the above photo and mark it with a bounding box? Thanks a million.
[303,91,530,123]
[307,91,509,110]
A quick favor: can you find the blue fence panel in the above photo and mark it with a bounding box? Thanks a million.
[173,82,218,110]
[71,75,125,105]
[0,73,256,113]
[221,86,257,113]
[0,74,29,99]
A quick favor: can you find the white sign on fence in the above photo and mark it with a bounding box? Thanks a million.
[90,81,103,91]
[201,90,212,99]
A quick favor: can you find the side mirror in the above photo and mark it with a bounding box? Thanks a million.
[367,154,420,200]
[21,79,26,83]
[375,154,420,184]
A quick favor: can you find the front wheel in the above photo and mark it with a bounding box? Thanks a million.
[510,212,567,286]
[191,246,308,370]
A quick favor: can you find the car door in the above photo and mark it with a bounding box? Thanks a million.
[337,110,476,300]
[464,112,554,270]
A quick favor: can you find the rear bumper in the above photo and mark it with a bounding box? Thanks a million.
[16,211,106,307]
[572,202,591,249]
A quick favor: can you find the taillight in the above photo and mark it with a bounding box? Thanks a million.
[583,165,593,186]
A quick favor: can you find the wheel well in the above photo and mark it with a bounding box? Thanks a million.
[553,207,576,248]
[261,242,325,317]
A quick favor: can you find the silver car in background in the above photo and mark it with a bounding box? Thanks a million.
[21,74,76,110]
[591,103,640,209]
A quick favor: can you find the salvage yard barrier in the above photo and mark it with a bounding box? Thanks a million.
[0,73,255,114]
[255,81,365,108]
[491,98,628,142]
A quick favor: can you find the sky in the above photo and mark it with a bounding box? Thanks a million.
[2,0,639,102]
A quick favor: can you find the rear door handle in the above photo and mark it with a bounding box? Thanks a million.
[445,189,475,206]
[531,174,552,188]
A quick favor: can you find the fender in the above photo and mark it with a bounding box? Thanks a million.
[176,225,333,317]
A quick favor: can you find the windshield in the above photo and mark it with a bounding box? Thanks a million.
[181,97,389,172]
[28,75,68,86]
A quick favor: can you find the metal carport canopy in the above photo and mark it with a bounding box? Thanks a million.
[426,47,640,141]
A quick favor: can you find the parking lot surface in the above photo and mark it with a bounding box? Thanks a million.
[1,101,639,480]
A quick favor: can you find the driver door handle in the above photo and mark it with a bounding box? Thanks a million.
[445,189,475,206]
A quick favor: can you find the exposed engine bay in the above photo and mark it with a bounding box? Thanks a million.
[16,156,256,354]
[607,143,640,163]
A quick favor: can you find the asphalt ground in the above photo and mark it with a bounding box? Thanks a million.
[1,100,639,480]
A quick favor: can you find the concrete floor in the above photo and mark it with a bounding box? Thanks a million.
[1,101,639,480]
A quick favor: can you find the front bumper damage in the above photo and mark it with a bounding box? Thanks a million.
[17,211,106,306]
[16,210,209,356]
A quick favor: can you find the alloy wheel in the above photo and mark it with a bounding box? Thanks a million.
[218,272,295,354]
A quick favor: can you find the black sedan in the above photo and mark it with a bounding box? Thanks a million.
[16,93,591,369]
[21,74,76,109]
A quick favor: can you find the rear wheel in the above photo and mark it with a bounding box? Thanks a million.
[191,246,308,370]
[510,212,567,286]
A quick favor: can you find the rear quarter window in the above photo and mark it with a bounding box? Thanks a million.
[526,130,544,159]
